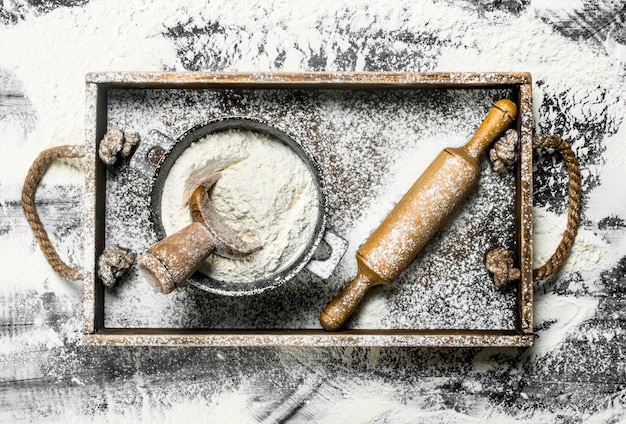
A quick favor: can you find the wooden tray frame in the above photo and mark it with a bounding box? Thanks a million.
[82,71,534,347]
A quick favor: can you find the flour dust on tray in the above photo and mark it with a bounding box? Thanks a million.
[160,129,320,283]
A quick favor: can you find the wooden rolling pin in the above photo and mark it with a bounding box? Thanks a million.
[320,99,517,331]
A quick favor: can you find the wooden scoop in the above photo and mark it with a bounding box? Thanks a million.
[138,173,261,294]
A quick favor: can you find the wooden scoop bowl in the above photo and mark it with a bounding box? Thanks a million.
[138,173,261,294]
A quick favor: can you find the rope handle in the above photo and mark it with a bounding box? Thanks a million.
[487,134,582,285]
[21,145,85,281]
[531,135,582,281]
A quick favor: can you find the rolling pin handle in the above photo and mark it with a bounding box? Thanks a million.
[463,99,517,161]
[320,261,387,331]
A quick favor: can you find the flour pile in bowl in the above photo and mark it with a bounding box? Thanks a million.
[160,129,320,283]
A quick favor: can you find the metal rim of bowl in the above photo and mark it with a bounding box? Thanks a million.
[150,116,328,296]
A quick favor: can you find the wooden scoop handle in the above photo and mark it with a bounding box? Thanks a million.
[138,176,261,294]
[138,222,216,294]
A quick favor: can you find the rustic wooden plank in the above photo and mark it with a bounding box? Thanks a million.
[82,328,534,347]
[82,82,100,335]
[518,81,534,334]
[85,71,532,88]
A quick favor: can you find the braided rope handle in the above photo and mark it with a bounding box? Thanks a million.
[531,134,582,282]
[21,145,85,280]
[486,134,581,285]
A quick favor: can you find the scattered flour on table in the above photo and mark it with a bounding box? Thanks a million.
[534,206,608,275]
[526,291,598,362]
[59,388,256,424]
[160,129,320,283]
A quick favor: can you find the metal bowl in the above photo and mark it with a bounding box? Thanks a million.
[148,117,330,296]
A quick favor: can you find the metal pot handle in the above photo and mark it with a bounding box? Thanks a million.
[128,130,175,179]
[305,231,348,279]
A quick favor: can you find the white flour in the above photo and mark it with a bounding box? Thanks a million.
[534,206,608,275]
[160,129,320,283]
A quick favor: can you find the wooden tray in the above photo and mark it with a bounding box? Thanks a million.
[82,71,534,347]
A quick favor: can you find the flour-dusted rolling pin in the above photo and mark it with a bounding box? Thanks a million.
[320,99,517,331]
